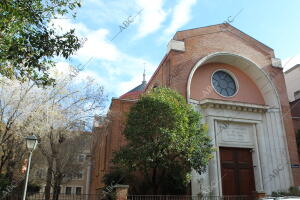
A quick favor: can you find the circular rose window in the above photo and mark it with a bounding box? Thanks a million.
[211,70,237,97]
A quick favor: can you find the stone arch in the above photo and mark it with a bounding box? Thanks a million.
[186,52,280,108]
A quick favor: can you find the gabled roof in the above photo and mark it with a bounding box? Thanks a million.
[119,80,147,99]
[128,81,147,93]
[119,68,147,99]
[173,23,274,56]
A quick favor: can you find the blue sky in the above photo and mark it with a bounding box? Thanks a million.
[53,0,300,99]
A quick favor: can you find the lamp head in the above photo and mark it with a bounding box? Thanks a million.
[26,135,38,151]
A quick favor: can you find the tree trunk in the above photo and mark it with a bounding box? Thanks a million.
[45,158,53,200]
[152,167,159,195]
[0,156,5,175]
[52,173,63,200]
[5,147,15,183]
[5,161,15,182]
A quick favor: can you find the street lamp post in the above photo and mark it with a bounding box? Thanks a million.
[22,135,38,200]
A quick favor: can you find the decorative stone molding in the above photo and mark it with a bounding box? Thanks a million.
[271,58,282,68]
[114,185,129,200]
[186,52,281,108]
[167,40,185,54]
[198,99,269,113]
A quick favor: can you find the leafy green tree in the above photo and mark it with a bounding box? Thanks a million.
[113,87,214,194]
[0,0,82,85]
[102,168,134,199]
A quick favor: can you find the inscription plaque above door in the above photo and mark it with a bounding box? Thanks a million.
[217,121,254,146]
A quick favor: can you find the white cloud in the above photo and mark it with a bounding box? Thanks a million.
[51,18,157,97]
[75,70,104,85]
[119,75,144,95]
[135,0,168,38]
[75,29,120,62]
[51,18,120,62]
[52,1,168,40]
[49,62,104,85]
[49,62,74,79]
[282,54,300,72]
[50,18,89,37]
[94,53,155,96]
[164,0,197,35]
[113,56,155,95]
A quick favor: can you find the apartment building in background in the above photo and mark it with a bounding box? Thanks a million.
[284,64,300,133]
[32,132,92,196]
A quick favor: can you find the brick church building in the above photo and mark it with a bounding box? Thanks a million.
[90,24,300,196]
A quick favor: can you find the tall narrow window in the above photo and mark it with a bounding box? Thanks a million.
[65,187,72,195]
[76,187,82,195]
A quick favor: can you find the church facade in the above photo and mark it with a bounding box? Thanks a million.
[90,24,300,196]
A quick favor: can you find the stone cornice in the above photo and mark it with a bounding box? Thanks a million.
[192,99,269,113]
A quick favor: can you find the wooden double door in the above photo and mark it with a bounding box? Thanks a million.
[220,147,255,197]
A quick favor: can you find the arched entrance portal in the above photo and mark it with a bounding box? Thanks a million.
[187,52,293,196]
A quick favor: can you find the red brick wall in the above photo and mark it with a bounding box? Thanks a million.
[90,24,300,192]
[145,24,300,186]
[90,99,135,194]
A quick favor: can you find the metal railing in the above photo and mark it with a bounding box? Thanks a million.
[1,193,254,200]
[1,193,99,200]
[127,195,253,200]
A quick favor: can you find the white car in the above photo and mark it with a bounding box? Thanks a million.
[261,197,300,200]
